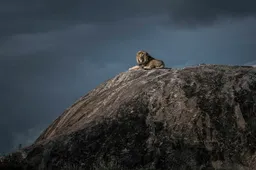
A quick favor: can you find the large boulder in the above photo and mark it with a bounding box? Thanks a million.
[1,64,256,170]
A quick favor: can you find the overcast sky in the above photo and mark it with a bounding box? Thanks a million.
[0,0,256,154]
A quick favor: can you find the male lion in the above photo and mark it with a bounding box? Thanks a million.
[128,50,165,71]
[136,50,165,70]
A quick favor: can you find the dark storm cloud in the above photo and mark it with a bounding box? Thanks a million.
[1,0,256,38]
[0,15,168,65]
[166,0,256,26]
[0,0,162,37]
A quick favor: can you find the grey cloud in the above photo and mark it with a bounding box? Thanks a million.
[0,0,163,37]
[244,60,256,66]
[0,15,167,62]
[165,0,256,27]
[1,0,256,38]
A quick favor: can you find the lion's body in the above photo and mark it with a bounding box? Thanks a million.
[136,50,165,70]
[143,59,165,69]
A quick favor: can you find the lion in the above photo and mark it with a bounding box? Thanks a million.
[136,50,165,70]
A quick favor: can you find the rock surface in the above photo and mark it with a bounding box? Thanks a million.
[1,64,256,170]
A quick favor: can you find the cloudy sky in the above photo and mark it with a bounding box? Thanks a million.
[0,0,256,154]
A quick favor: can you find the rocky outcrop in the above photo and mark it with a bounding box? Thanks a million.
[1,64,256,170]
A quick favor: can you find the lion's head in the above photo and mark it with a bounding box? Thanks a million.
[136,50,153,66]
